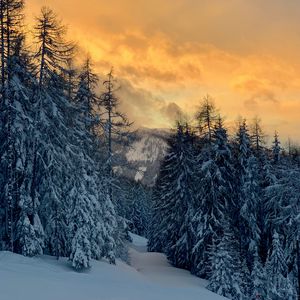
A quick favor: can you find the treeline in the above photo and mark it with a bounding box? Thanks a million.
[0,1,133,270]
[148,97,300,299]
[115,177,152,238]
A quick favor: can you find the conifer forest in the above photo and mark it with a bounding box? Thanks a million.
[0,1,299,300]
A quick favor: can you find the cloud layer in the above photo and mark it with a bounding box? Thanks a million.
[26,0,300,141]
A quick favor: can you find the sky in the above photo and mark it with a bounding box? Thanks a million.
[26,0,300,143]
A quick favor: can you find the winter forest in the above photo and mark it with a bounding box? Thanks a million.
[0,1,299,300]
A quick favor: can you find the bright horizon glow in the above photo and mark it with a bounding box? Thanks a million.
[26,0,300,144]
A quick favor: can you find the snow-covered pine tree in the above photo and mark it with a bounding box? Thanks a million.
[232,120,252,257]
[128,182,151,237]
[118,179,151,238]
[69,157,93,270]
[147,169,169,253]
[101,191,117,264]
[239,258,252,299]
[99,68,132,198]
[251,248,268,300]
[192,117,235,277]
[247,120,277,265]
[207,224,244,300]
[148,122,196,271]
[163,123,196,270]
[240,155,261,269]
[266,231,296,299]
[10,35,45,256]
[234,119,252,177]
[98,69,131,260]
[265,166,300,298]
[32,6,76,258]
[258,152,277,264]
[74,58,99,132]
[71,59,118,266]
[0,1,45,255]
[70,226,91,270]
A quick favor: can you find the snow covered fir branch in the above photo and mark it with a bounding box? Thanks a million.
[0,1,299,300]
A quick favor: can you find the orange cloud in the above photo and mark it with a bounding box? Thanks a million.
[25,0,300,142]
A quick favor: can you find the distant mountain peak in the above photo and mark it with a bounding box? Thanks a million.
[118,127,169,186]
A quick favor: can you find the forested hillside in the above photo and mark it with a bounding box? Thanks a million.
[149,99,300,299]
[0,1,138,270]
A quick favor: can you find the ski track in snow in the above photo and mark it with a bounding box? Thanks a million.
[0,233,227,300]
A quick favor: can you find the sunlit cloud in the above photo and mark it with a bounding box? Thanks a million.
[26,0,300,141]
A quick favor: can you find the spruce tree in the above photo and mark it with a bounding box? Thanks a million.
[164,123,196,269]
[74,58,98,131]
[251,248,268,300]
[192,118,234,277]
[207,226,243,300]
[240,155,261,269]
[71,60,118,265]
[0,0,25,252]
[126,181,151,237]
[69,163,93,270]
[232,120,252,256]
[147,173,169,253]
[99,69,131,260]
[148,122,196,271]
[266,232,296,299]
[265,166,300,298]
[33,6,76,258]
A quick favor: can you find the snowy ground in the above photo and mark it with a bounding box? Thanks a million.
[0,233,227,300]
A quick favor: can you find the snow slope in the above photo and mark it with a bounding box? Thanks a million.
[0,234,227,300]
[117,128,169,186]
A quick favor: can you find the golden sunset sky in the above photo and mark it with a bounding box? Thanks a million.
[26,0,300,143]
